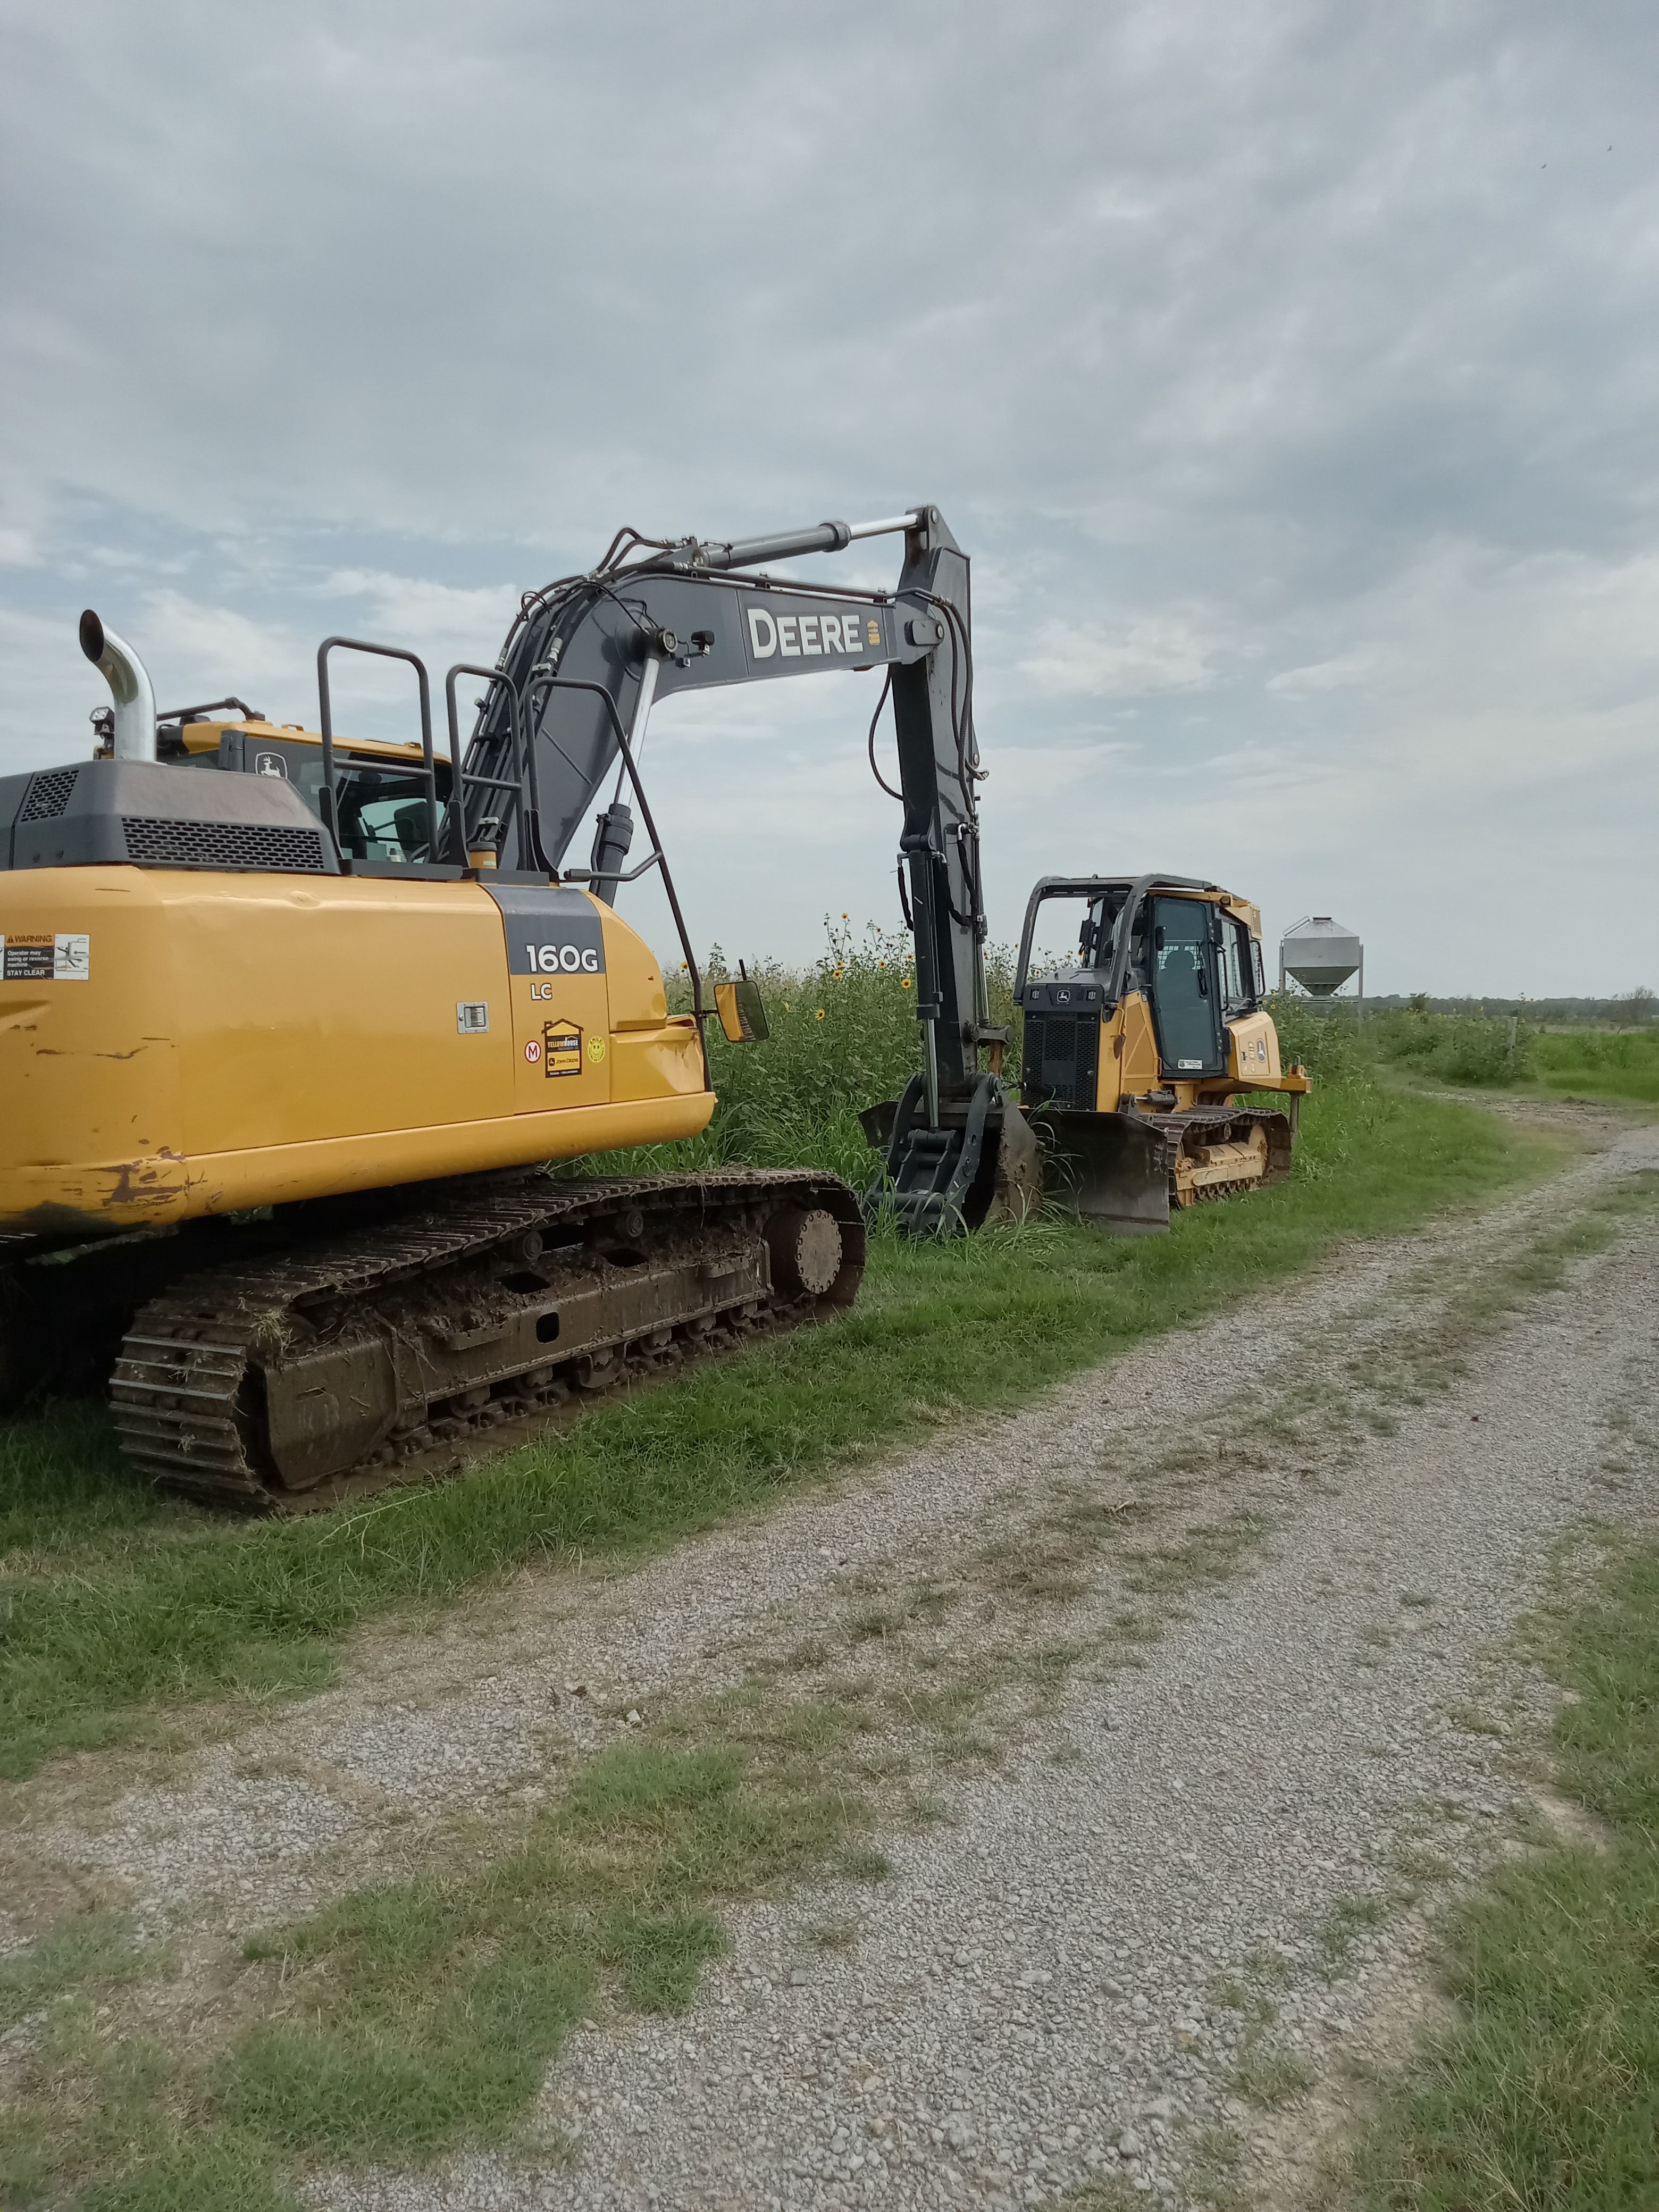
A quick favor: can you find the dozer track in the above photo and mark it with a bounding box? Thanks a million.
[1150,1105,1294,1208]
[110,1169,864,1512]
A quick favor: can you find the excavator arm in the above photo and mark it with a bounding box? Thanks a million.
[455,506,1038,1233]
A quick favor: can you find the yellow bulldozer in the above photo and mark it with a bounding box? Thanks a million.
[1008,873,1310,1230]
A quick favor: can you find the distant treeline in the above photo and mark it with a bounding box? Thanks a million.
[1292,990,1655,1027]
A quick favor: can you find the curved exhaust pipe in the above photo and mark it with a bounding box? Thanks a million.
[79,609,157,762]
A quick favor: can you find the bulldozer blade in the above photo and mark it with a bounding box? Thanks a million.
[984,1096,1043,1226]
[1028,1108,1171,1234]
[857,1099,897,1151]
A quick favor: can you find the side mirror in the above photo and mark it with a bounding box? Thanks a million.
[715,975,769,1044]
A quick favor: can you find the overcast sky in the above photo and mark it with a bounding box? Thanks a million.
[2,0,1655,994]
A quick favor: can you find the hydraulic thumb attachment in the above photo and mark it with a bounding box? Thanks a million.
[859,1073,1043,1236]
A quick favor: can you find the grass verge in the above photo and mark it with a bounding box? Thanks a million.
[1340,1531,1659,2209]
[0,1083,1566,1783]
[1364,1002,1659,1109]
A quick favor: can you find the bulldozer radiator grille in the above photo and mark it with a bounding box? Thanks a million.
[19,768,79,822]
[1021,1012,1100,1111]
[120,817,326,872]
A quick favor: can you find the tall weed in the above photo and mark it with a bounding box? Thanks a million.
[1368,1008,1534,1087]
[1265,992,1366,1087]
[598,920,1022,1184]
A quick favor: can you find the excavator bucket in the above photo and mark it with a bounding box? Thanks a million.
[1026,1107,1171,1234]
[860,1074,1043,1236]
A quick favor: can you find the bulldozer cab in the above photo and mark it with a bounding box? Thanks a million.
[1015,873,1264,1090]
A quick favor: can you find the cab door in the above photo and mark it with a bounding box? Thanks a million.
[1149,896,1227,1077]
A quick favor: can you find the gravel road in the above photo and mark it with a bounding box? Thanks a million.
[13,1110,1659,2210]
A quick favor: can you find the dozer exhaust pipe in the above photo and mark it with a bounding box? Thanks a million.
[80,609,157,762]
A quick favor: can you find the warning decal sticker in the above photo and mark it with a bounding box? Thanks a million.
[543,1020,583,1077]
[0,933,90,982]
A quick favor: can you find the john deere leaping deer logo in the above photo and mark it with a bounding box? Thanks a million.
[542,1019,583,1077]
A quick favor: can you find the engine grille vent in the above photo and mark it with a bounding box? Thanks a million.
[19,768,80,822]
[1021,1011,1100,1112]
[120,817,326,872]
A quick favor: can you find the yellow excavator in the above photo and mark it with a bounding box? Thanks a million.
[0,507,1013,1507]
[0,505,1307,1510]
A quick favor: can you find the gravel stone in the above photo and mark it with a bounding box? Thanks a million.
[14,1113,1656,2210]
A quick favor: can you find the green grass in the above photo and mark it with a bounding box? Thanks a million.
[0,1649,970,2204]
[1343,1534,1659,2209]
[221,1732,851,2161]
[0,1912,156,2034]
[1365,1003,1659,1108]
[1529,1026,1659,1107]
[1233,2033,1314,2109]
[0,1069,1563,1783]
[1365,1006,1535,1087]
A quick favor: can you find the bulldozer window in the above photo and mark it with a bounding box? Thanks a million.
[1219,914,1255,1014]
[1150,896,1226,1075]
[1079,894,1125,969]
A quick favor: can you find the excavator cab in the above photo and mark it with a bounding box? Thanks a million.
[98,691,459,868]
[236,736,454,867]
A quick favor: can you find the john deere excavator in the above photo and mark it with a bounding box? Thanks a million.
[0,506,1036,1509]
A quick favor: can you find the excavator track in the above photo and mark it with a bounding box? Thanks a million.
[1147,1106,1294,1209]
[110,1169,864,1513]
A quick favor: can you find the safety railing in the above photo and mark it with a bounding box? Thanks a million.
[315,638,442,871]
[443,663,554,874]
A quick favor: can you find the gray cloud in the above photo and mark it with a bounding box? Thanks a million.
[2,0,1655,991]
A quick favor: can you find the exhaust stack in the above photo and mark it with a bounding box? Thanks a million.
[79,609,157,762]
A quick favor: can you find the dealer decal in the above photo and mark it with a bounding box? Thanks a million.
[1,933,89,982]
[543,1020,583,1077]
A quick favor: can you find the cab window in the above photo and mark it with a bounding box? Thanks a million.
[1219,915,1256,1016]
[334,771,446,863]
[1078,894,1125,970]
[274,748,451,864]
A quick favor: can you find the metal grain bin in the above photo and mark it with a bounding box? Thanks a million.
[1279,915,1362,998]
